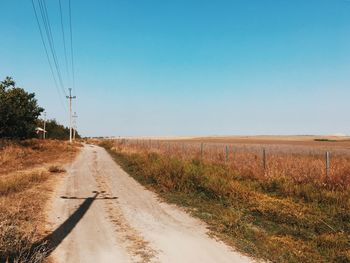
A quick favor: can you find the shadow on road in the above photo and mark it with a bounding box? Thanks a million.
[36,190,118,257]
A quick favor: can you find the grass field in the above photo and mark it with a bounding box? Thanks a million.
[114,136,350,189]
[0,139,79,263]
[102,138,350,263]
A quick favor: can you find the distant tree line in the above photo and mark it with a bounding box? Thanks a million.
[0,76,80,140]
[36,119,80,140]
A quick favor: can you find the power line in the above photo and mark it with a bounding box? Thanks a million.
[32,0,79,135]
[42,0,67,95]
[58,0,70,83]
[30,0,67,113]
[37,0,67,96]
[68,0,76,95]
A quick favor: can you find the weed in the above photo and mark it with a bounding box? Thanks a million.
[0,139,79,262]
[48,166,65,173]
[0,172,49,196]
[0,139,77,176]
[103,140,350,263]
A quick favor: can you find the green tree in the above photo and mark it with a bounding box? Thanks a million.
[0,77,44,138]
[37,119,81,140]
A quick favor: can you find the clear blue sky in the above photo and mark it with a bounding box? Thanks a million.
[1,0,350,137]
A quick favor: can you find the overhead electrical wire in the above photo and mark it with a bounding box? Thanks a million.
[31,0,77,115]
[30,0,67,113]
[31,0,78,137]
[68,0,76,95]
[59,0,70,82]
[37,0,67,96]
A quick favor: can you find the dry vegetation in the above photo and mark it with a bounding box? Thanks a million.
[102,139,350,263]
[118,138,350,189]
[0,139,79,262]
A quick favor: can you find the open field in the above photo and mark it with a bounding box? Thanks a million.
[181,135,350,142]
[101,139,350,263]
[114,135,350,146]
[113,136,350,189]
[0,139,79,262]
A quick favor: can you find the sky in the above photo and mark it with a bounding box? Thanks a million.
[1,0,350,137]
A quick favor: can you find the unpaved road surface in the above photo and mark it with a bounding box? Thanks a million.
[47,144,253,263]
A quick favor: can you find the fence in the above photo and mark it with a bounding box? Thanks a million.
[112,139,350,189]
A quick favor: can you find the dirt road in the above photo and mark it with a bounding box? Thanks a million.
[47,144,253,263]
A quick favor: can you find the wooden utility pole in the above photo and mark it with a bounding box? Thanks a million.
[66,88,76,143]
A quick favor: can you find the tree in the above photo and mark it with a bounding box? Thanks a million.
[0,76,15,92]
[36,119,81,140]
[0,77,44,138]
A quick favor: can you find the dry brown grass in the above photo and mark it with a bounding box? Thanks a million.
[0,139,80,176]
[174,135,350,147]
[0,139,79,262]
[116,139,350,190]
[102,139,350,263]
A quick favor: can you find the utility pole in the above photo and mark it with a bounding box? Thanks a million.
[66,88,76,143]
[43,112,47,140]
[73,112,78,140]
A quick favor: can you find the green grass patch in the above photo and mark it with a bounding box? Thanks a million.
[314,139,337,142]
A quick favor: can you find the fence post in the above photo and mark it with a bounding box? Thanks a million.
[201,143,204,159]
[326,151,330,177]
[263,148,267,171]
[225,145,229,162]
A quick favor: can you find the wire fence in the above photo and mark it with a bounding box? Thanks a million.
[111,139,350,189]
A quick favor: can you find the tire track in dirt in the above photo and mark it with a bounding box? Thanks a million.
[92,151,158,263]
[48,144,254,263]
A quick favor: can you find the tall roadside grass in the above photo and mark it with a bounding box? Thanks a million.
[0,139,79,175]
[102,140,350,263]
[0,172,49,196]
[0,172,49,263]
[0,139,79,262]
[110,139,350,190]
